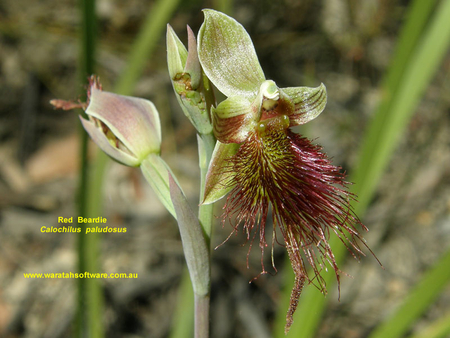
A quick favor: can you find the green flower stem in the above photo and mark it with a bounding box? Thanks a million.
[198,132,216,242]
[194,75,216,336]
[140,147,215,338]
[190,132,215,338]
[170,85,216,338]
[168,91,215,338]
[195,293,210,338]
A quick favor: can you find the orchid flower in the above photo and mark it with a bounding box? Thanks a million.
[198,9,371,333]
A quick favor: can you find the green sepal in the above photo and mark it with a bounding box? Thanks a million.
[198,9,265,99]
[202,141,240,205]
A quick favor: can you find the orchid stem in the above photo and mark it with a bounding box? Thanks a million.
[198,132,216,241]
[193,132,215,338]
[194,73,216,336]
[195,293,210,338]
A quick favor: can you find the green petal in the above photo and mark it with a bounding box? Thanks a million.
[198,9,265,99]
[283,83,327,125]
[212,96,258,144]
[202,141,240,205]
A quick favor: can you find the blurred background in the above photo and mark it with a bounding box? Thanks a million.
[0,0,449,337]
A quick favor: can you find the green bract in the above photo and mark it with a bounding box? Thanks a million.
[167,25,213,135]
[198,9,328,204]
[141,154,180,218]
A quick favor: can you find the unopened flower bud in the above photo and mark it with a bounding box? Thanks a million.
[51,77,184,217]
[51,77,161,167]
[167,24,213,135]
[80,83,161,167]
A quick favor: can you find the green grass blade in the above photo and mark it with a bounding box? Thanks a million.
[115,0,180,95]
[407,311,450,338]
[212,0,233,16]
[352,0,438,211]
[369,249,450,338]
[76,0,103,336]
[364,3,450,334]
[170,271,195,338]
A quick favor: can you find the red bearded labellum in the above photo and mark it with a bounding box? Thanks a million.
[220,115,371,334]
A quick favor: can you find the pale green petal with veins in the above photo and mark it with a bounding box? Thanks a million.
[198,9,265,100]
[283,83,327,125]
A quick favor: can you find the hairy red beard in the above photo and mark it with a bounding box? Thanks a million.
[221,116,369,333]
